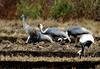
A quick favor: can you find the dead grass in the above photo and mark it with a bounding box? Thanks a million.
[0,18,100,36]
[0,19,99,63]
[0,19,100,52]
[0,55,100,62]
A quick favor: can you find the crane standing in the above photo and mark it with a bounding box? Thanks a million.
[21,14,34,43]
[77,34,94,58]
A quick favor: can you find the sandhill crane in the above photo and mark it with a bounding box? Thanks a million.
[77,34,94,58]
[38,24,71,42]
[21,14,35,43]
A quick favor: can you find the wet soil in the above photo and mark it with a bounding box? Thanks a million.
[0,35,99,58]
[0,17,100,68]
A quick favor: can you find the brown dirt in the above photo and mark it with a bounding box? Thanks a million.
[0,34,99,57]
[0,19,99,68]
[0,19,99,63]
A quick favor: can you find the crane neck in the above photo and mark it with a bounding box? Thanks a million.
[65,31,71,42]
[40,27,44,33]
[22,17,28,26]
[39,25,48,33]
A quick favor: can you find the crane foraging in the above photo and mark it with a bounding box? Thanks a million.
[21,14,53,43]
[77,34,94,58]
[66,26,92,37]
[38,24,71,42]
[65,26,92,46]
[32,31,54,43]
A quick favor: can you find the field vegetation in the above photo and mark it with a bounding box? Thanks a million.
[0,0,100,67]
[0,0,100,21]
[16,0,100,21]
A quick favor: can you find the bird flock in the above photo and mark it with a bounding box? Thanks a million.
[21,14,94,58]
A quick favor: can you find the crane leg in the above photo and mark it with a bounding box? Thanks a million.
[49,37,54,43]
[25,35,30,44]
[46,36,54,43]
[74,38,78,46]
[77,43,85,58]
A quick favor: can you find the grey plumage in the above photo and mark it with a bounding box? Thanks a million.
[77,34,94,58]
[65,26,92,44]
[38,24,71,42]
[21,14,34,43]
[44,28,66,38]
[21,14,34,35]
[30,31,54,43]
[66,26,91,37]
[21,15,53,43]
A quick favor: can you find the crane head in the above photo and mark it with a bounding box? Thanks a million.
[21,14,27,20]
[38,24,43,29]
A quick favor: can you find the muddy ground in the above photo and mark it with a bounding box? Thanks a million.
[0,36,99,54]
[0,35,99,69]
[0,19,100,68]
[0,19,100,58]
